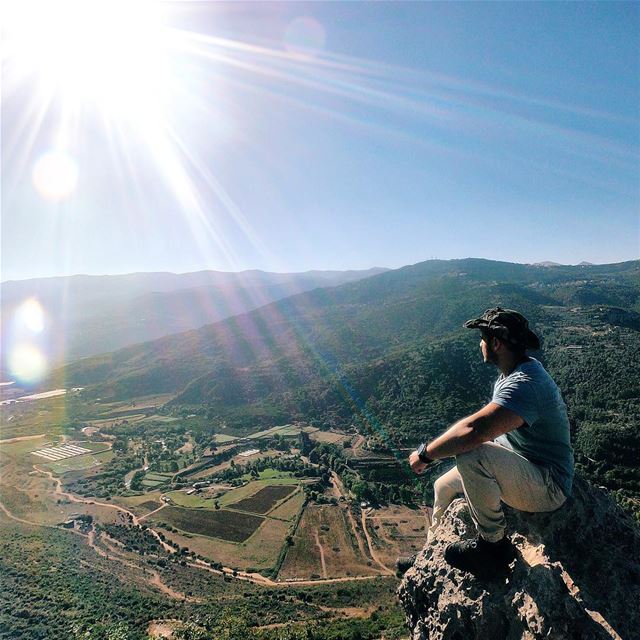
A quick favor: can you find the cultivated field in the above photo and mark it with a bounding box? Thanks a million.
[165,474,299,511]
[220,476,298,507]
[155,506,264,542]
[184,448,285,480]
[39,449,114,475]
[366,505,431,568]
[117,491,165,516]
[245,424,316,440]
[262,489,303,522]
[309,430,349,445]
[279,504,376,580]
[85,414,147,428]
[156,490,304,571]
[230,485,297,514]
[213,434,238,443]
[141,471,173,488]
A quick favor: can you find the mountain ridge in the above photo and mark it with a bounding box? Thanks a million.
[1,267,388,365]
[55,257,640,397]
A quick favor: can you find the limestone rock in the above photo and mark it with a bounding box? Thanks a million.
[398,477,640,640]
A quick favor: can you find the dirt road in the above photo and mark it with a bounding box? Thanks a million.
[361,510,395,575]
[0,463,395,594]
[314,530,328,578]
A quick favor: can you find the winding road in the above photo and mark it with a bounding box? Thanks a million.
[0,463,393,599]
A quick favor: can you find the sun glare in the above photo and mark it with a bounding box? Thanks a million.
[32,151,78,201]
[16,298,46,333]
[4,0,170,119]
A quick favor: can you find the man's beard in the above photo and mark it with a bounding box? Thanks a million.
[485,342,499,365]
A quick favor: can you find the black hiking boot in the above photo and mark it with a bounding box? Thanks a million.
[395,554,417,575]
[444,535,516,577]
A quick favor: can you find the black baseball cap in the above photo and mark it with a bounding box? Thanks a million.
[464,307,540,350]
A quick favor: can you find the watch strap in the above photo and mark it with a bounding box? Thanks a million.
[417,443,432,464]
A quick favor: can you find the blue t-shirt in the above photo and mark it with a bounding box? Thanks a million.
[492,357,574,497]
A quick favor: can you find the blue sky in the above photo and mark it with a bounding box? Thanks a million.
[2,1,638,281]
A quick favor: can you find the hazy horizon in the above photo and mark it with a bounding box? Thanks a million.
[4,255,638,284]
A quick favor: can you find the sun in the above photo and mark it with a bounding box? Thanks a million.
[3,0,171,120]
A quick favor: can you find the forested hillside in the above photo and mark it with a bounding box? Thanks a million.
[56,258,640,519]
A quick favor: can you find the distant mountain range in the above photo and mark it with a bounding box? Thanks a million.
[1,267,387,368]
[54,258,639,432]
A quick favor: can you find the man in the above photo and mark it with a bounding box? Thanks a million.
[401,307,574,577]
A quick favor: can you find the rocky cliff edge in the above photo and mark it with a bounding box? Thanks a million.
[398,477,640,640]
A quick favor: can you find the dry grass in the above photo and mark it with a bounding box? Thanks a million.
[0,398,69,439]
[309,431,348,444]
[366,505,431,567]
[267,490,304,522]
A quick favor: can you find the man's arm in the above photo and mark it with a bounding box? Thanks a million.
[409,402,524,474]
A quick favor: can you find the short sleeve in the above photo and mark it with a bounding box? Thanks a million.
[492,376,539,427]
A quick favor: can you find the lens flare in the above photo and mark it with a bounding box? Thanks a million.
[8,344,48,384]
[16,298,46,333]
[284,17,326,57]
[32,151,78,201]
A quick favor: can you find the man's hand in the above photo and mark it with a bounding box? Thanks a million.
[409,450,429,475]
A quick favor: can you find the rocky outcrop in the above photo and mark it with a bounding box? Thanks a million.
[398,477,640,640]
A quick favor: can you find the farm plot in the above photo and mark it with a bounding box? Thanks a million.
[0,397,68,438]
[217,476,298,508]
[117,491,164,515]
[31,443,92,461]
[0,434,49,456]
[246,424,304,440]
[268,489,304,522]
[366,505,431,568]
[230,485,296,515]
[309,430,347,445]
[141,472,173,488]
[157,506,264,542]
[156,513,291,571]
[279,504,375,580]
[164,490,218,509]
[213,434,238,444]
[41,449,114,475]
[183,448,282,481]
[136,500,163,513]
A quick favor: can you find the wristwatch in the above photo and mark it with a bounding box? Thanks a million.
[417,442,433,464]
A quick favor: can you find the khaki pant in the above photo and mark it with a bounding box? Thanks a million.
[428,442,567,543]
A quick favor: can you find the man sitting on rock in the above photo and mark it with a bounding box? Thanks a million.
[400,307,574,577]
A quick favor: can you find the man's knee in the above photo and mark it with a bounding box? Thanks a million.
[433,473,449,495]
[433,468,463,504]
